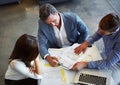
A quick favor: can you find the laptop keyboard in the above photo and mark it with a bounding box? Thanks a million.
[79,73,107,85]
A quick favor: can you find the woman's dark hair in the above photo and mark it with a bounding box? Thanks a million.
[99,13,120,32]
[39,3,57,21]
[9,34,39,67]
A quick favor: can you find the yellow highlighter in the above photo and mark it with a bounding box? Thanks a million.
[60,68,67,84]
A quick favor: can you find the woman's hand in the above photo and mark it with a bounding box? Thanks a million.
[34,55,41,74]
[29,66,35,74]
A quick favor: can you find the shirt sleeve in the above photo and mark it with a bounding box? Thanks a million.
[38,22,50,59]
[86,32,102,45]
[10,60,42,79]
[44,54,50,59]
[88,40,120,69]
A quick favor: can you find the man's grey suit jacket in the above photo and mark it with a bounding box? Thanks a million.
[38,12,88,59]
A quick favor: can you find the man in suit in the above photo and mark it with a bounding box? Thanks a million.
[38,4,88,67]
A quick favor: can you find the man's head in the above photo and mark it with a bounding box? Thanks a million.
[39,4,60,26]
[98,13,120,35]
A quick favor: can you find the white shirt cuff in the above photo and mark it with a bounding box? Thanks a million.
[44,54,50,59]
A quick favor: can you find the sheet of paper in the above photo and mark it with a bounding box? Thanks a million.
[40,77,61,85]
[40,65,67,85]
[48,43,101,70]
[49,44,84,69]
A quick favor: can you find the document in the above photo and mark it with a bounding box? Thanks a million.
[40,78,61,85]
[40,70,62,85]
[48,44,81,69]
[40,65,67,85]
[49,43,101,70]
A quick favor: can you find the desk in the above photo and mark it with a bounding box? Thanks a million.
[38,44,115,85]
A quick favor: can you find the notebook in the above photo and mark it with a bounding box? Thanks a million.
[73,69,111,85]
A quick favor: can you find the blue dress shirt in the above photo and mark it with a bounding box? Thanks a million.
[87,28,120,69]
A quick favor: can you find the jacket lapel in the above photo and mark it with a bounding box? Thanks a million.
[44,25,58,46]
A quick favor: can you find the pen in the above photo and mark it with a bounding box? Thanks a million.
[58,62,70,70]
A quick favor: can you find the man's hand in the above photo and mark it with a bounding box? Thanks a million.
[45,55,59,67]
[71,62,88,71]
[74,41,89,55]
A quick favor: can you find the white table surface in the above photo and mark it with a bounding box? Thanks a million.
[38,45,115,85]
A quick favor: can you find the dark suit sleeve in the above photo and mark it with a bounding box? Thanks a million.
[38,21,50,59]
[75,14,89,43]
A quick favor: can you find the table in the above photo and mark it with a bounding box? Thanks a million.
[38,44,115,85]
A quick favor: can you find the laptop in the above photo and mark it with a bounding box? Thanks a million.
[73,69,111,85]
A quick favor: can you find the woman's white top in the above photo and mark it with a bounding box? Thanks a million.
[5,59,42,80]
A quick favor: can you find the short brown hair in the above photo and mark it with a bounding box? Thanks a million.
[99,13,120,32]
[39,3,57,21]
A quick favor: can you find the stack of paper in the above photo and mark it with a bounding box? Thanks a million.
[48,43,101,69]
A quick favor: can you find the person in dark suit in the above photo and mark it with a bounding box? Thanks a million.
[38,4,88,67]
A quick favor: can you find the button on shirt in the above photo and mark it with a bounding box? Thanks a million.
[87,27,120,69]
[53,14,71,47]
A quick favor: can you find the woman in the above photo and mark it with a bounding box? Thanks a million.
[5,34,42,85]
